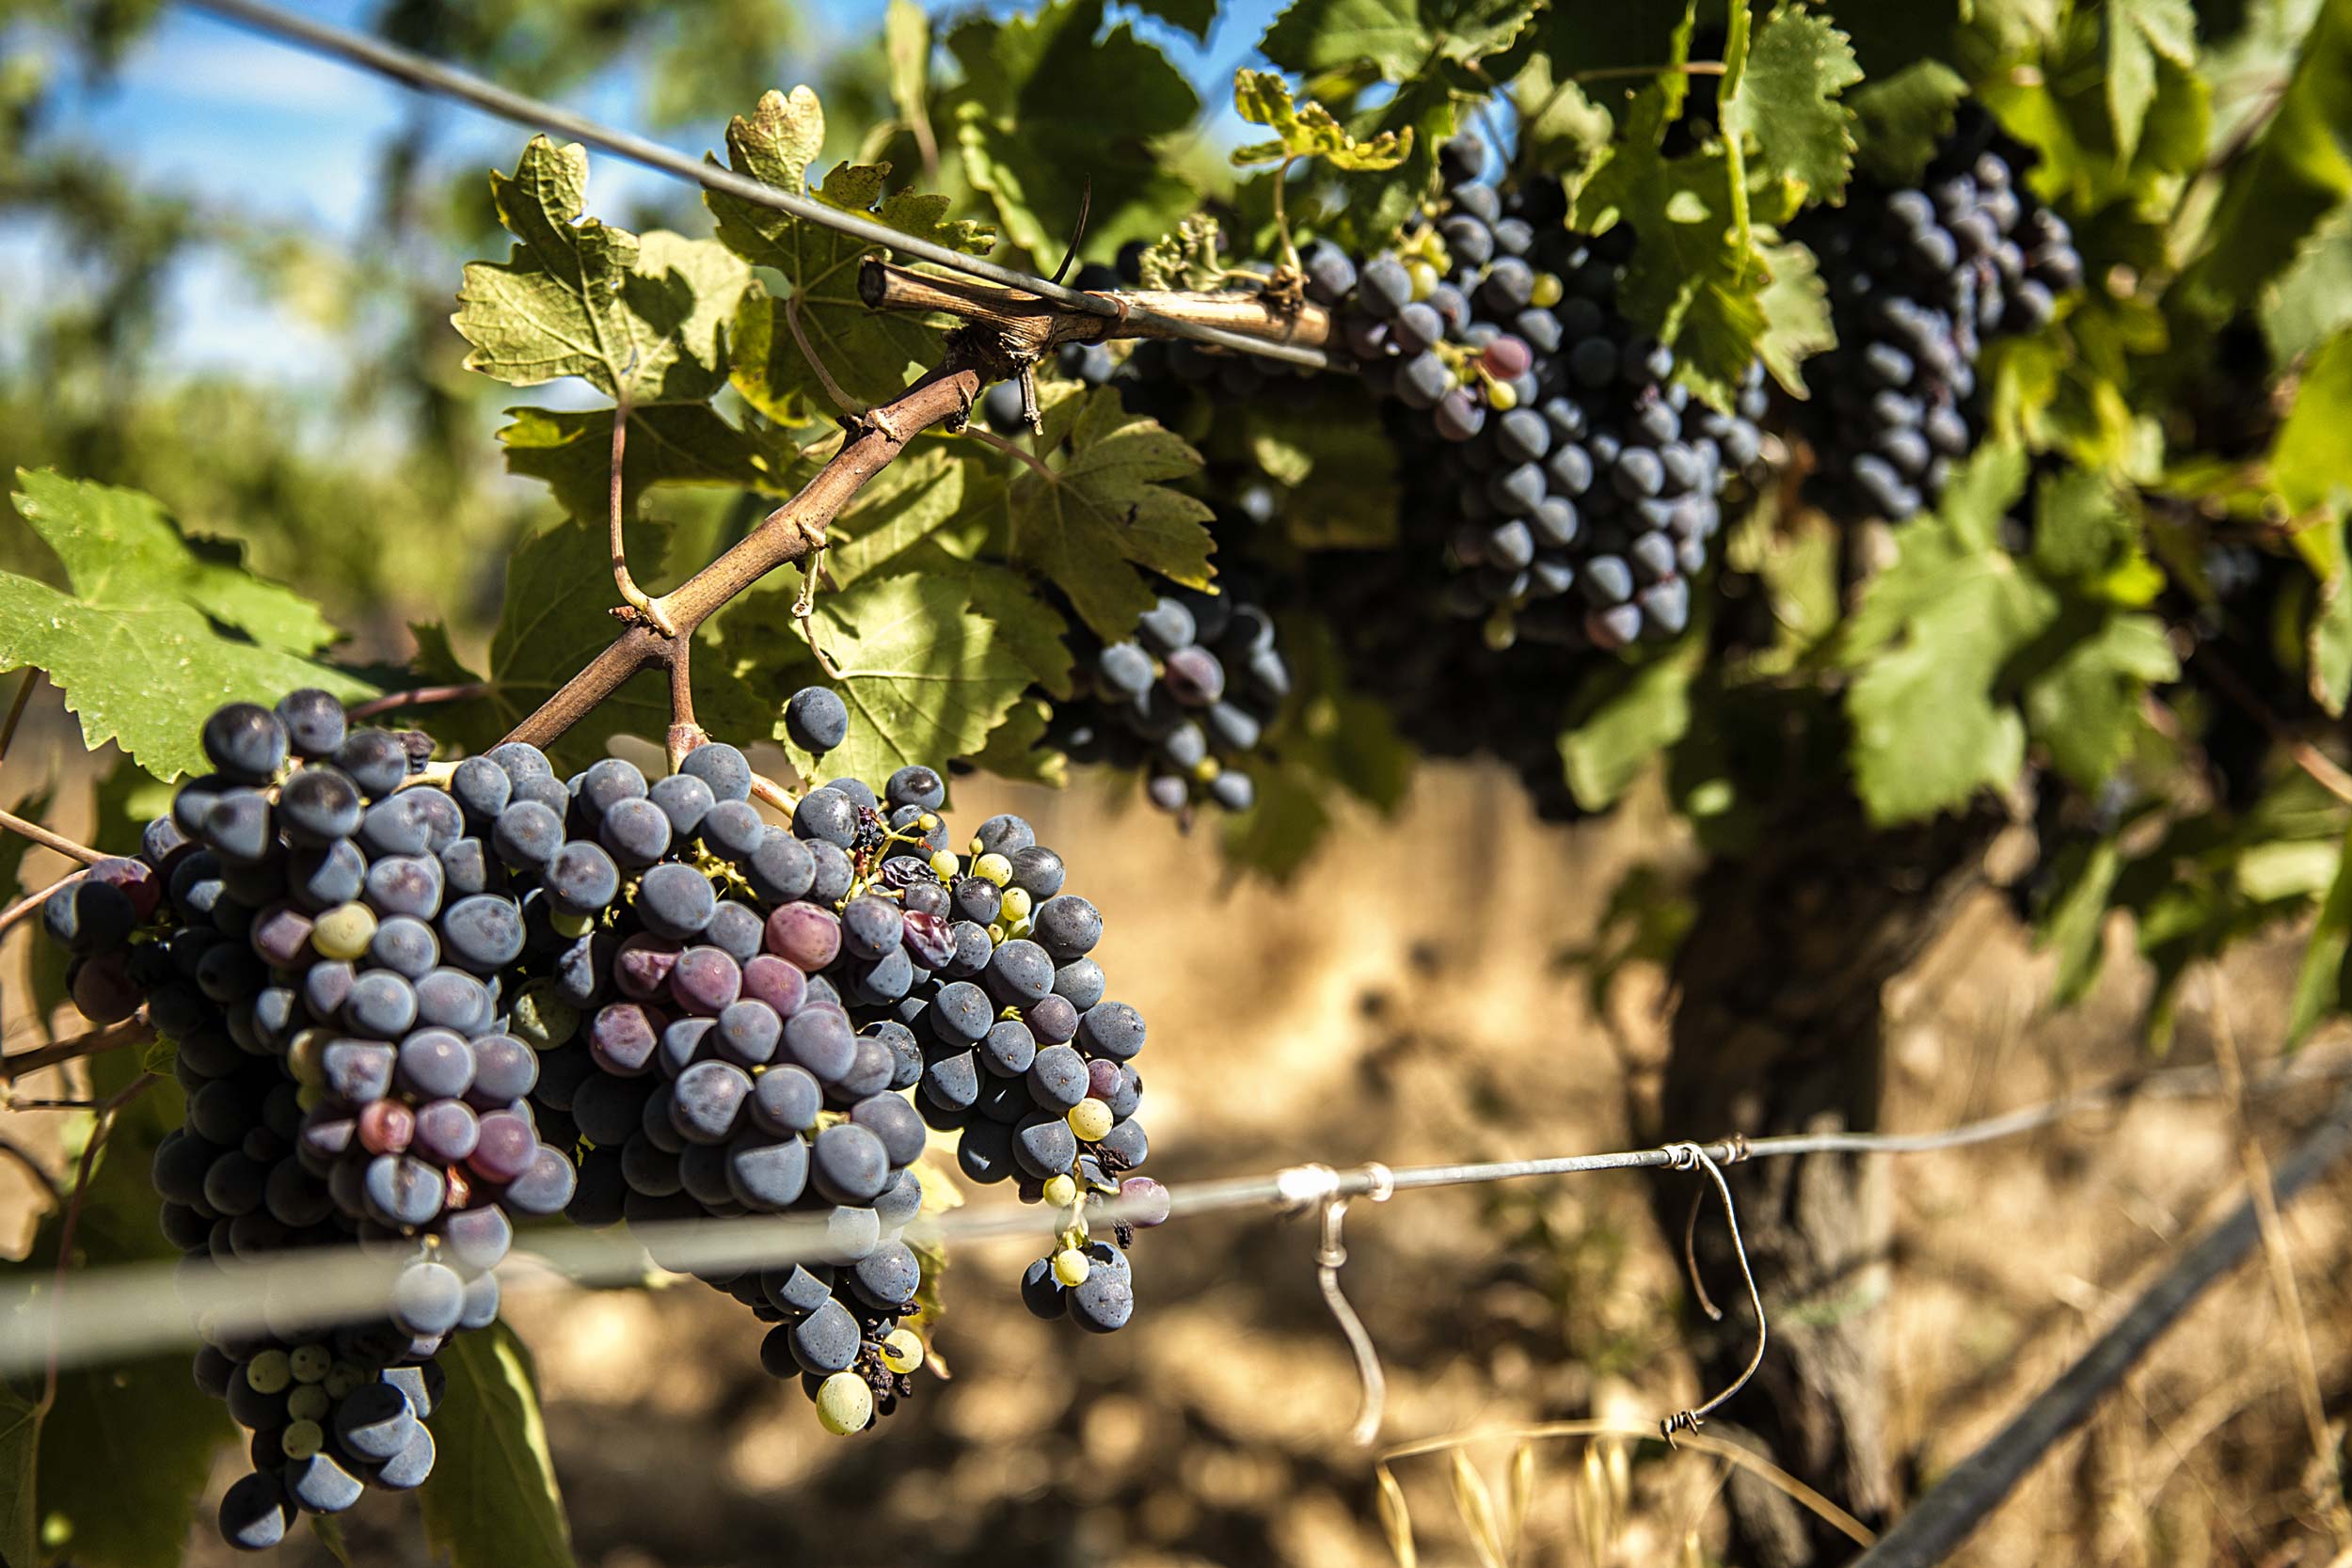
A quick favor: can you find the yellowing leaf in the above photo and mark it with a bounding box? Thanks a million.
[1232,69,1412,171]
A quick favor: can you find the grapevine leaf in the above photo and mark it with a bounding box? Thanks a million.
[2271,326,2352,516]
[2036,834,2122,1006]
[1570,35,1786,406]
[731,573,1036,785]
[310,1517,354,1566]
[946,0,1200,260]
[710,87,993,420]
[2264,208,2352,361]
[964,695,1068,785]
[1841,447,2056,824]
[9,468,336,656]
[407,514,765,771]
[453,139,750,403]
[1332,67,1461,249]
[2290,817,2352,1045]
[2173,0,2352,323]
[884,1,932,157]
[1504,55,1613,179]
[2311,516,2352,718]
[1754,237,1835,396]
[1003,387,1216,641]
[825,444,982,588]
[2106,0,2198,161]
[1719,6,1863,203]
[1130,0,1216,40]
[498,404,813,525]
[959,562,1073,697]
[1259,0,1536,78]
[1560,637,1705,811]
[0,471,375,780]
[1260,0,1426,77]
[1849,59,1970,185]
[1232,69,1413,171]
[420,1323,575,1568]
[2021,610,2178,788]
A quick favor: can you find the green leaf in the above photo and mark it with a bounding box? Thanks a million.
[1503,55,1614,178]
[1132,0,1216,39]
[964,694,1068,785]
[1003,387,1216,641]
[1136,215,1231,291]
[1719,6,1863,204]
[884,0,933,157]
[2272,326,2352,516]
[2106,0,2199,161]
[498,404,812,525]
[1560,638,1705,811]
[1754,237,1835,396]
[947,0,1200,260]
[2289,816,2352,1044]
[1848,59,1970,185]
[825,444,983,587]
[2311,516,2352,717]
[454,139,751,403]
[737,573,1036,785]
[2173,0,2352,324]
[409,513,763,770]
[2022,610,2178,788]
[1259,0,1536,79]
[1232,69,1412,171]
[1569,29,1791,407]
[711,87,993,420]
[0,470,373,779]
[1841,447,2056,824]
[420,1323,575,1568]
[2039,834,2123,1006]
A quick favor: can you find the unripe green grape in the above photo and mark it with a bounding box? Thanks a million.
[1068,1099,1115,1141]
[815,1370,874,1434]
[880,1327,925,1374]
[311,902,377,961]
[246,1349,292,1394]
[1052,1247,1091,1287]
[281,1419,325,1460]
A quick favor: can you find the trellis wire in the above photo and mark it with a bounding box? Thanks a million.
[179,0,1331,370]
[1,1044,2344,1380]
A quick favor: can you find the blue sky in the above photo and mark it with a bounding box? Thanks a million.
[4,0,1286,381]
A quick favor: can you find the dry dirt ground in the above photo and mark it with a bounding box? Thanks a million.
[5,730,2348,1568]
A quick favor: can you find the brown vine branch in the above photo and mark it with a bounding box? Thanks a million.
[496,366,984,752]
[608,385,677,638]
[346,683,492,721]
[0,1016,153,1085]
[858,259,1334,365]
[0,807,107,868]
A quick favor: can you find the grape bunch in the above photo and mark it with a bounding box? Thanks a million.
[462,683,1166,1425]
[1312,137,1769,649]
[39,687,1170,1530]
[46,690,568,1547]
[1788,103,2083,520]
[1045,587,1290,816]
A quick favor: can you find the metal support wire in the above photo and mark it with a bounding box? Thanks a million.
[180,0,1329,370]
[1,1048,2346,1386]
